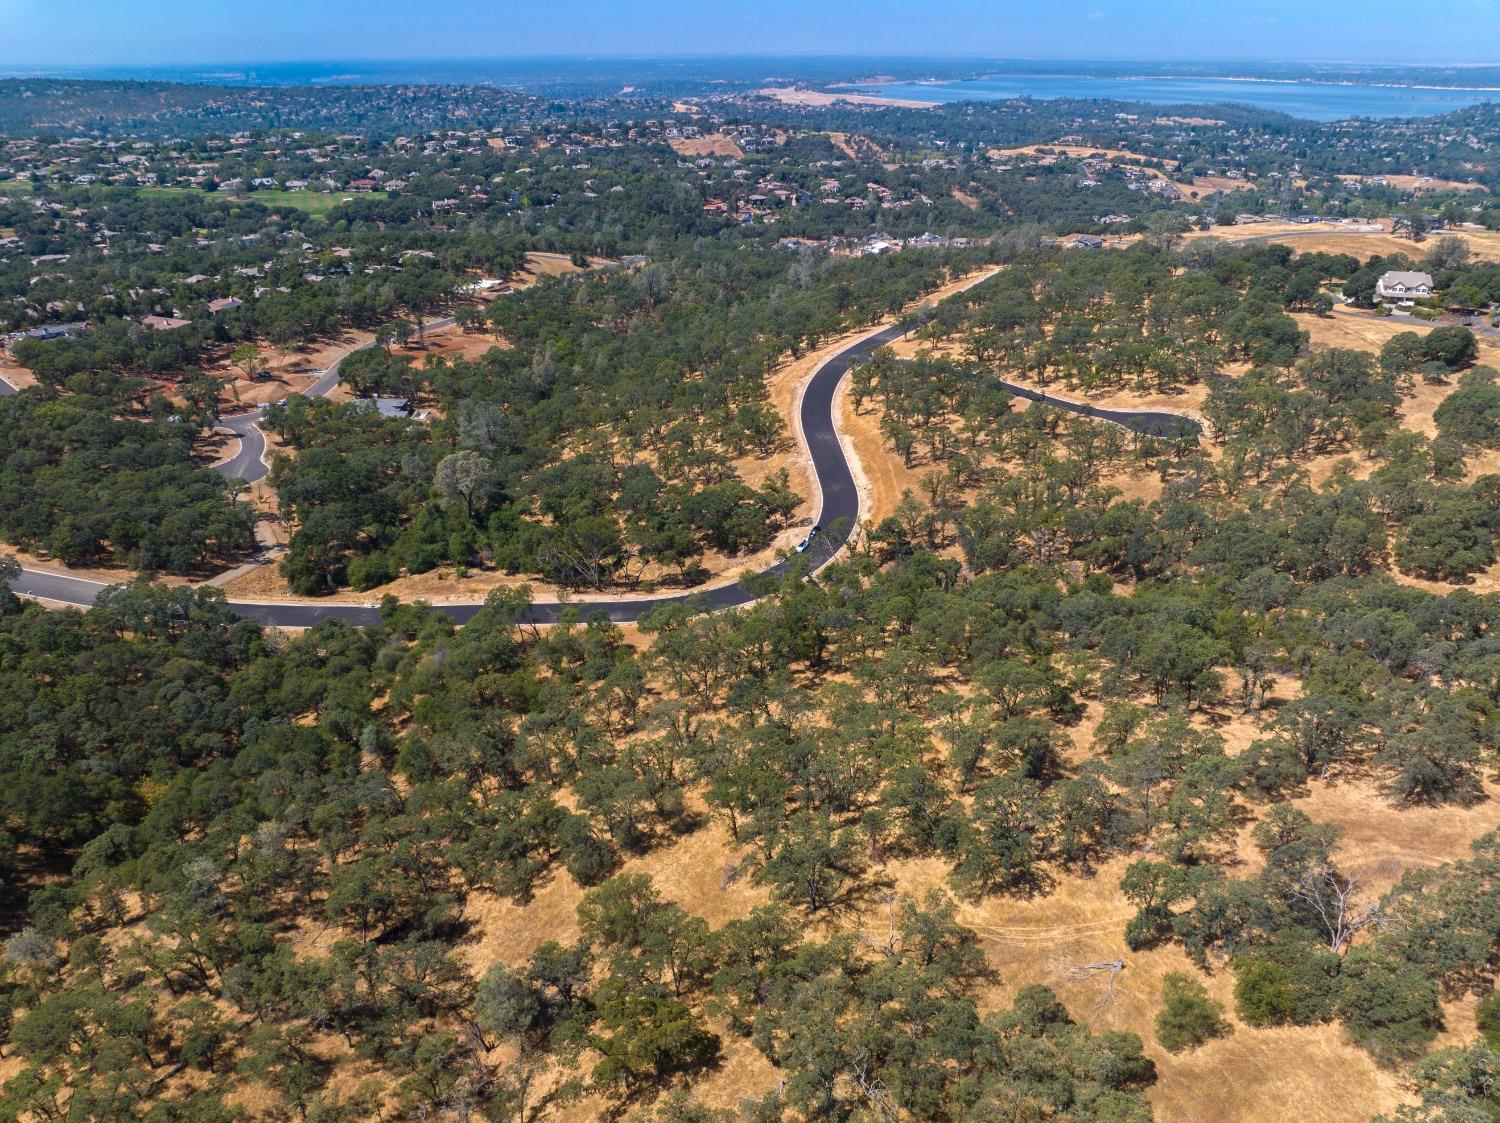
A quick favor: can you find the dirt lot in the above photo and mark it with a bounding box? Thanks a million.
[1181,174,1255,195]
[989,143,1178,168]
[0,352,36,390]
[823,130,887,161]
[1340,173,1487,194]
[1189,221,1500,263]
[669,133,744,159]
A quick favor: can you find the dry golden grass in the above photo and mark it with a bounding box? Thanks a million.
[798,294,1500,1121]
[1293,308,1500,438]
[1282,307,1500,597]
[829,270,1006,529]
[836,329,1195,532]
[29,254,1500,1123]
[988,144,1178,168]
[1189,222,1500,263]
[1340,173,1487,194]
[1149,1026,1408,1123]
[0,352,36,390]
[1182,174,1253,195]
[1293,777,1500,897]
[669,134,745,159]
[462,814,773,980]
[981,142,1241,199]
[823,131,886,161]
[837,377,923,529]
[887,333,1215,417]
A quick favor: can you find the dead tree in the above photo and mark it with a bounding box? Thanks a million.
[1070,959,1127,1012]
[1292,867,1385,953]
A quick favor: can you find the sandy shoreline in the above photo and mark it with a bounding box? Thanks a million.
[756,85,937,110]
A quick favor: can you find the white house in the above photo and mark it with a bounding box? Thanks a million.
[1377,270,1435,302]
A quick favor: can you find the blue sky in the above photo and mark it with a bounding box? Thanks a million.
[4,0,1500,67]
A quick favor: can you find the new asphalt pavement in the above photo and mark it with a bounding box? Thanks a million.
[3,309,1198,624]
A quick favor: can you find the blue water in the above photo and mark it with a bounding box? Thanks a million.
[854,74,1499,121]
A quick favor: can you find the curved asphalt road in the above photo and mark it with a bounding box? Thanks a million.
[4,309,1197,625]
[210,314,460,486]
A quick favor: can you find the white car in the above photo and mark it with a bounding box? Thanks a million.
[794,525,822,554]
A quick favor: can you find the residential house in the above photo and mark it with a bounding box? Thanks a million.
[141,314,191,331]
[1376,271,1435,302]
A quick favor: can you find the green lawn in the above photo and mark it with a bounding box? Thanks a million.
[238,188,388,214]
[138,185,386,214]
[0,180,32,196]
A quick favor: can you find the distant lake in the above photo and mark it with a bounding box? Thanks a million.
[852,74,1499,121]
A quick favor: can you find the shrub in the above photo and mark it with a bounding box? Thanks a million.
[347,552,396,591]
[1477,990,1500,1050]
[1394,494,1496,581]
[1338,949,1443,1067]
[1155,971,1230,1053]
[1434,367,1500,448]
[1423,325,1479,371]
[1233,959,1299,1027]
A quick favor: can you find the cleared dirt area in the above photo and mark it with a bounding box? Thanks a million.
[1181,174,1254,195]
[1340,173,1487,194]
[669,133,744,159]
[1190,222,1500,263]
[989,143,1178,168]
[0,352,36,390]
[520,250,612,279]
[823,130,886,161]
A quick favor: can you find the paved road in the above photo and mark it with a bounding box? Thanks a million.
[4,306,1198,624]
[992,379,1199,438]
[210,315,460,484]
[213,412,270,483]
[185,316,908,628]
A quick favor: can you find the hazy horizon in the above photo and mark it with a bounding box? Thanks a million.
[4,0,1500,70]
